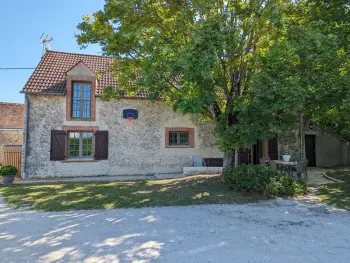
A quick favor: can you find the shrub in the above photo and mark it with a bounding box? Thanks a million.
[0,165,18,177]
[224,164,307,196]
[265,175,307,196]
[224,165,281,193]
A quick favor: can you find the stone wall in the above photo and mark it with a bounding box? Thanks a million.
[0,102,24,128]
[24,95,222,178]
[277,122,301,161]
[0,102,24,164]
[303,119,347,167]
[277,119,349,167]
[0,130,23,164]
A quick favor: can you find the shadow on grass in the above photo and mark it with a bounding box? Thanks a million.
[0,175,269,212]
[318,183,350,211]
[316,166,350,211]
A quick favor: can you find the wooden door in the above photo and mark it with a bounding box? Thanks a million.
[305,135,316,166]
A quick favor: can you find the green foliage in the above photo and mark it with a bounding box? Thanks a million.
[0,166,18,177]
[224,165,282,194]
[76,0,350,163]
[224,165,307,196]
[265,175,308,196]
[292,0,350,139]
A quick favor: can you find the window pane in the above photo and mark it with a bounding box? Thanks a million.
[82,132,93,157]
[169,131,189,146]
[69,132,80,157]
[83,100,91,118]
[71,83,91,118]
[83,84,91,98]
[179,132,189,145]
[72,83,81,118]
[83,84,91,118]
[169,132,178,145]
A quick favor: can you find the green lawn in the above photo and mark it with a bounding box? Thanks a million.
[0,174,268,212]
[317,166,350,211]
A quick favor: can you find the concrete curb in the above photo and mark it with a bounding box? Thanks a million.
[322,172,344,183]
[16,175,156,184]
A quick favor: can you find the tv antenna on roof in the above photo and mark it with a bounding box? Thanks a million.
[40,33,53,56]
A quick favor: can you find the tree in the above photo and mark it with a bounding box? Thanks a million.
[293,0,350,139]
[76,0,346,170]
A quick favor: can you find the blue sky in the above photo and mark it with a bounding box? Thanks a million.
[0,0,104,103]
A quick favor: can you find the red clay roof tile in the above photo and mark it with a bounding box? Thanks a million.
[21,50,148,98]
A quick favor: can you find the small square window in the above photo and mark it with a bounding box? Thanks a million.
[169,132,190,146]
[165,128,194,148]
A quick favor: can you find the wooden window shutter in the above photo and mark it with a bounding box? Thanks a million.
[95,131,108,160]
[50,130,66,161]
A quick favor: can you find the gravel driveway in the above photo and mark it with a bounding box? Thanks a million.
[0,197,350,263]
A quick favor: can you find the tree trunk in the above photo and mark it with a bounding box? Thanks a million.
[223,152,235,176]
[234,148,239,167]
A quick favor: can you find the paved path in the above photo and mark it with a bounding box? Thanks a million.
[306,167,333,185]
[0,197,350,263]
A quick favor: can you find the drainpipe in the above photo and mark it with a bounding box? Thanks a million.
[300,112,304,159]
[21,94,29,179]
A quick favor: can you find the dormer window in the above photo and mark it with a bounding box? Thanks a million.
[72,82,91,119]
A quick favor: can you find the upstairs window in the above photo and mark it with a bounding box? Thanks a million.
[72,83,91,119]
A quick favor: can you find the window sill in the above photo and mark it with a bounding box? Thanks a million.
[62,158,97,163]
[166,145,193,148]
[69,118,93,121]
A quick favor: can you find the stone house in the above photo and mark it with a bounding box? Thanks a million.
[20,51,348,178]
[243,119,350,168]
[0,102,24,164]
[20,51,222,178]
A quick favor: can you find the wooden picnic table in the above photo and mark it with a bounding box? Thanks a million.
[272,160,296,176]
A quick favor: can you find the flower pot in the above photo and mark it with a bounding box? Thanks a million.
[2,176,15,185]
[282,155,291,162]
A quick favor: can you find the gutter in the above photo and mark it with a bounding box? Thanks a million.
[20,91,64,95]
[300,112,304,159]
[21,94,29,179]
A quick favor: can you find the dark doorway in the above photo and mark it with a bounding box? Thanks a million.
[253,140,264,164]
[305,135,316,166]
[268,137,278,160]
[238,148,250,165]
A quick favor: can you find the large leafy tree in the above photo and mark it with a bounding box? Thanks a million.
[76,0,346,168]
[293,0,350,139]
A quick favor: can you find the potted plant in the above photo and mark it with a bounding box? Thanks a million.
[0,165,18,185]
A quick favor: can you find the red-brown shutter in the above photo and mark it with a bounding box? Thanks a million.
[50,130,66,161]
[95,131,108,160]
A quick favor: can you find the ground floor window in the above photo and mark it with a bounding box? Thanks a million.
[169,131,190,146]
[165,128,194,148]
[68,132,93,158]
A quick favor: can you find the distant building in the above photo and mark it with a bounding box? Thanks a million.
[0,102,24,164]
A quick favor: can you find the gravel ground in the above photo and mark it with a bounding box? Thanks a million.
[0,196,350,263]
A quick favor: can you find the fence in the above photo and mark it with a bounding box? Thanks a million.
[2,145,22,176]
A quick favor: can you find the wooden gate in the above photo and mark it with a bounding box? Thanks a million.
[2,145,22,176]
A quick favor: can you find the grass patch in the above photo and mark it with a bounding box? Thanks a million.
[317,166,350,210]
[0,174,268,212]
[326,167,350,183]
